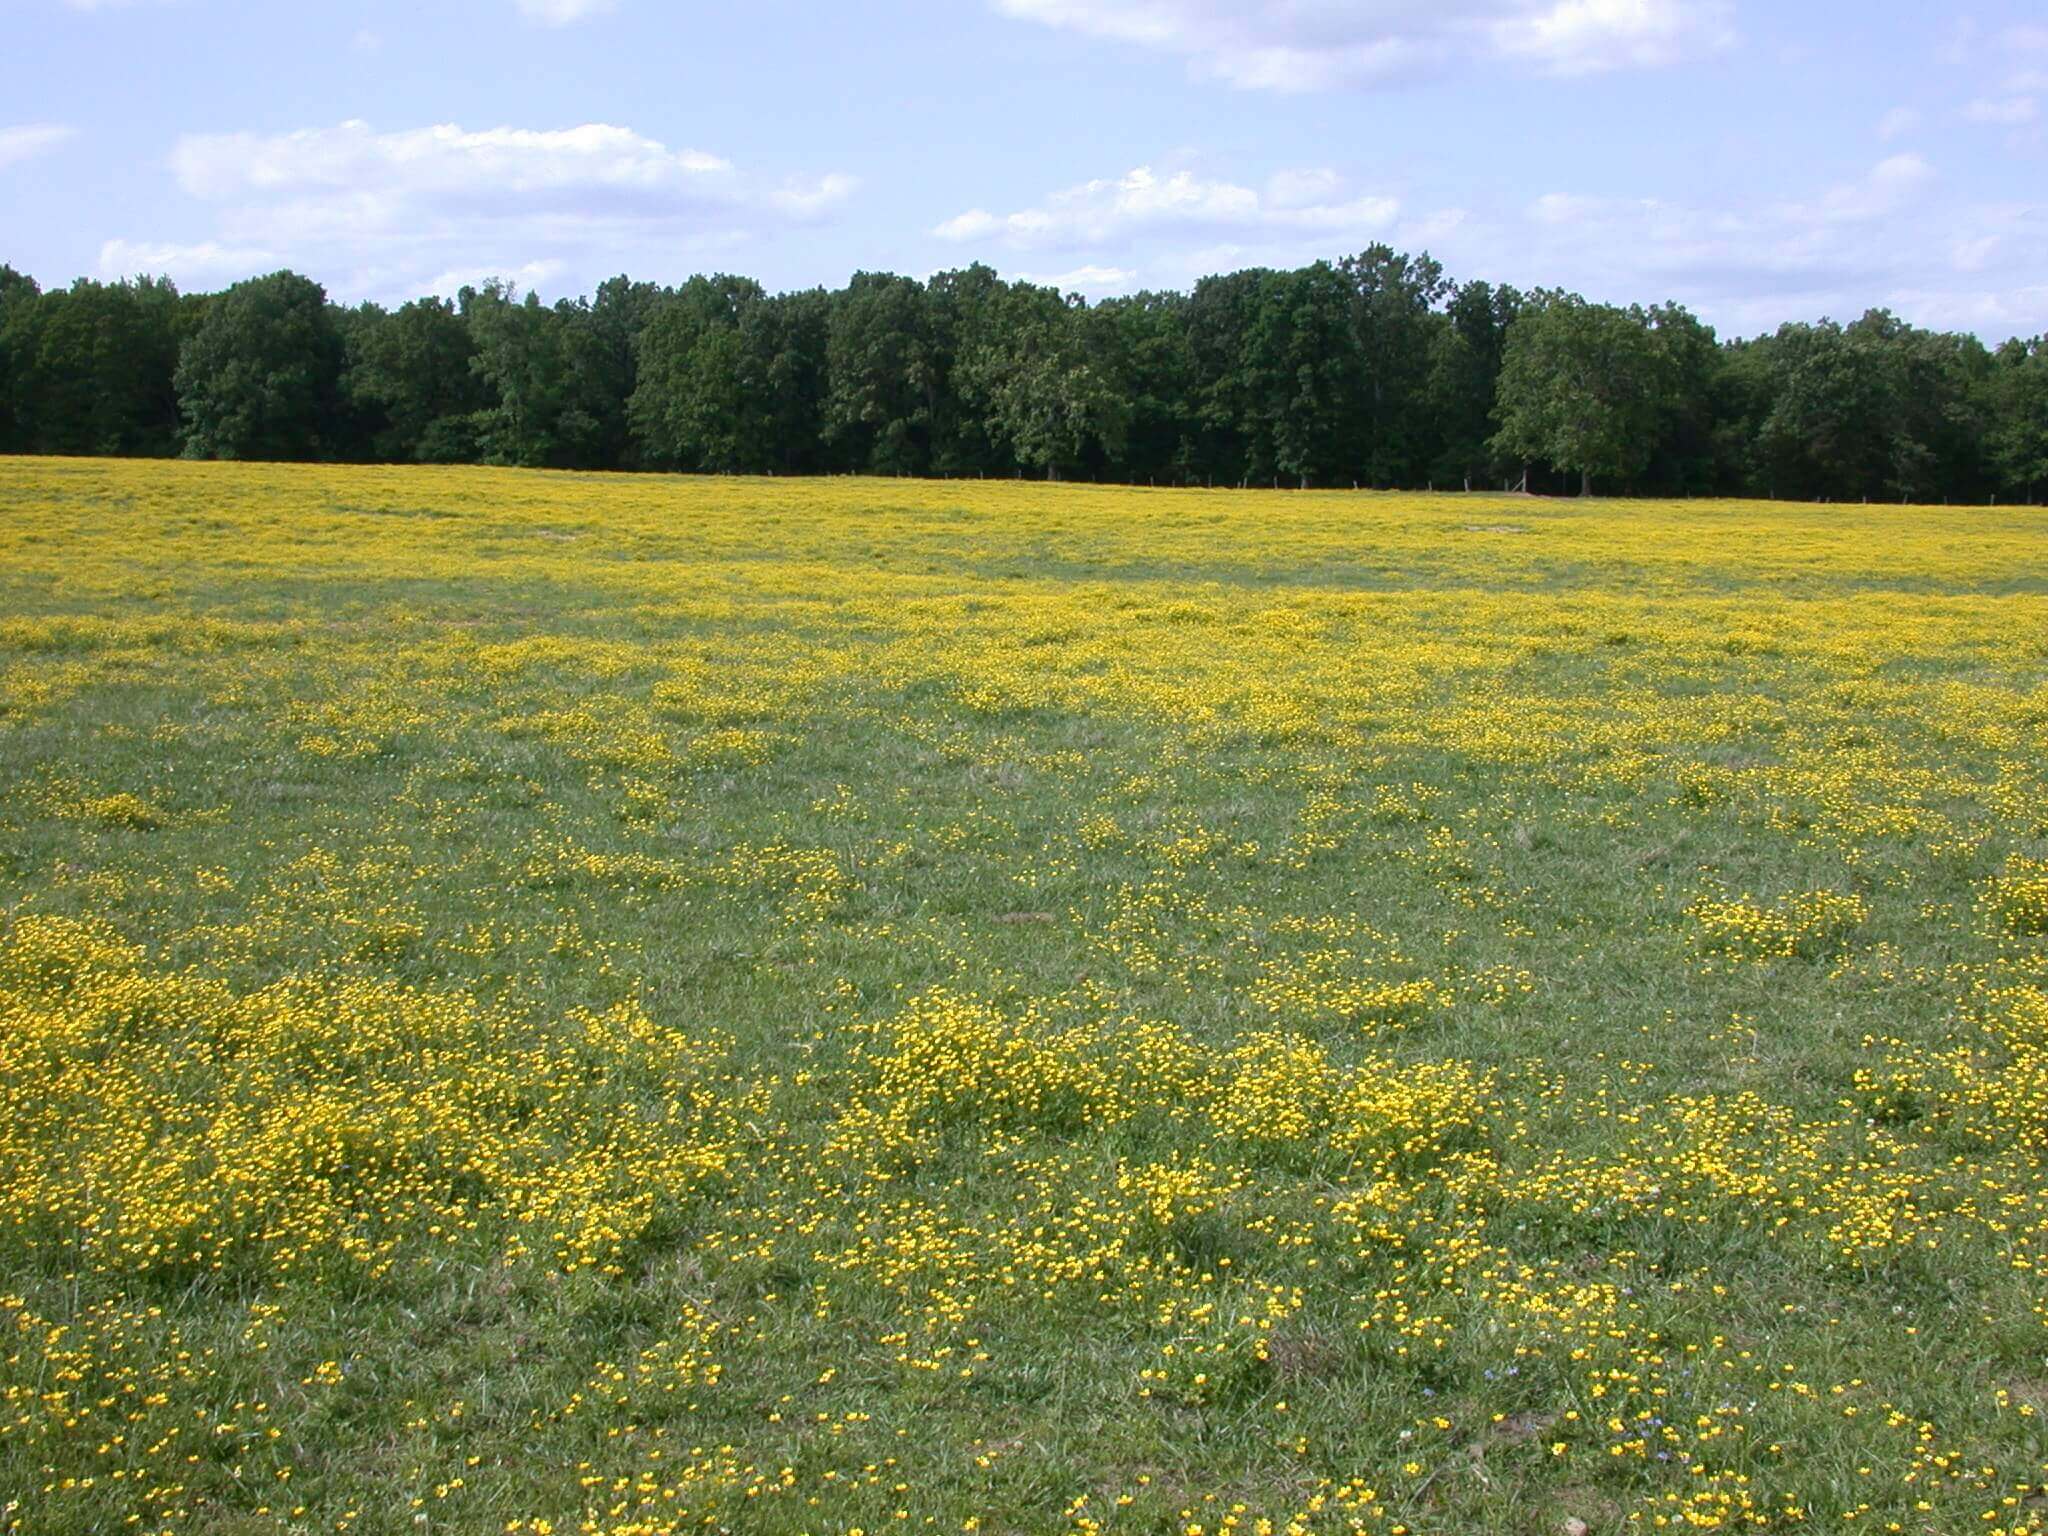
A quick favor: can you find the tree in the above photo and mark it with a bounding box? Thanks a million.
[1339,245,1452,486]
[0,265,44,453]
[2,276,185,457]
[1745,313,1953,502]
[1426,280,1520,490]
[0,265,36,309]
[1704,334,1776,495]
[174,270,343,460]
[562,276,665,469]
[1253,262,1363,489]
[1,245,2038,504]
[1183,269,1271,484]
[1491,291,1672,496]
[747,288,834,475]
[462,282,573,468]
[824,273,942,474]
[922,265,1009,475]
[629,275,773,472]
[344,297,492,462]
[955,279,1127,480]
[1180,264,1369,487]
[1095,290,1194,482]
[1892,320,1992,502]
[1636,303,1723,496]
[1987,337,2048,501]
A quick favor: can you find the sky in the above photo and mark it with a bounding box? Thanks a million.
[3,0,2046,339]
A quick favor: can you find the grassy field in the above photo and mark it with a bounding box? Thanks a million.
[2,457,2046,1536]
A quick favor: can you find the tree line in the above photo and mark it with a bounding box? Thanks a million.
[1,253,2044,500]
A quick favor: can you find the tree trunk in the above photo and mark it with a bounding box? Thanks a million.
[1579,468,1592,498]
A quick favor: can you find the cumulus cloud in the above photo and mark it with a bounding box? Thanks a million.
[167,121,739,202]
[106,119,855,300]
[993,0,1733,89]
[933,164,1400,249]
[0,123,76,169]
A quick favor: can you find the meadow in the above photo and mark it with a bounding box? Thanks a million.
[1,457,2046,1536]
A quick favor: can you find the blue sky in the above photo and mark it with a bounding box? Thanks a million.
[4,0,2045,338]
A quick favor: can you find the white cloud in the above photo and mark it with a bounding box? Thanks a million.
[993,0,1733,89]
[513,0,615,23]
[933,164,1399,249]
[1879,283,2048,334]
[1422,153,2048,338]
[1952,235,1999,273]
[1963,95,2039,125]
[1793,153,1933,224]
[934,209,1002,241]
[1264,167,1343,210]
[1531,191,1613,226]
[1523,155,1938,259]
[1399,208,1469,246]
[106,119,855,301]
[1014,263,1140,293]
[168,120,737,202]
[97,238,277,283]
[0,123,75,169]
[1491,0,1732,73]
[955,146,2038,340]
[768,172,861,216]
[1875,106,1920,142]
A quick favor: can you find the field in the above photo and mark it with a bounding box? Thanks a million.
[1,458,2046,1536]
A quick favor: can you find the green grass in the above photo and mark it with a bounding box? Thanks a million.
[1,459,2045,1536]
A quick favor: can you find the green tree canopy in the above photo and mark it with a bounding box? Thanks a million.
[343,296,492,463]
[1,246,2040,502]
[955,277,1128,481]
[174,270,343,461]
[629,275,774,473]
[824,273,942,475]
[1491,291,1674,496]
[2,275,186,457]
[1988,336,2048,500]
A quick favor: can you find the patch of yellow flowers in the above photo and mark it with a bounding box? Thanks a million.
[1,458,2046,1536]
